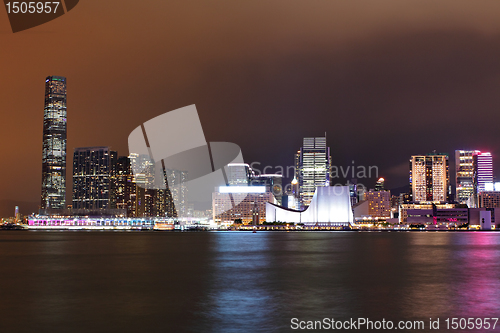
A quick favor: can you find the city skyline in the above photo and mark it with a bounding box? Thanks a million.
[3,3,500,333]
[28,76,500,227]
[3,73,500,217]
[3,1,500,216]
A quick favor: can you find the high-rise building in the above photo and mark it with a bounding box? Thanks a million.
[72,147,117,209]
[164,168,188,217]
[298,137,331,207]
[112,156,138,216]
[455,150,480,204]
[409,153,449,203]
[474,152,493,194]
[126,153,184,217]
[41,76,67,209]
[128,153,152,216]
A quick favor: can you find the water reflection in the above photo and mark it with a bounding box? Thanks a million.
[1,231,500,333]
[199,232,277,332]
[402,232,500,323]
[199,232,357,332]
[453,233,500,317]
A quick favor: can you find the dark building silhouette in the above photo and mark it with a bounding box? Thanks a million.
[72,147,117,209]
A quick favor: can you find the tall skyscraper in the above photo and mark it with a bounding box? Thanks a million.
[409,153,449,203]
[474,152,493,194]
[41,76,67,209]
[298,136,331,207]
[455,150,480,204]
[72,147,117,209]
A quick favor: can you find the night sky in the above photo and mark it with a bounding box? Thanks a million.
[2,0,500,216]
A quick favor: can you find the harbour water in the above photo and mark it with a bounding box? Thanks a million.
[0,231,499,333]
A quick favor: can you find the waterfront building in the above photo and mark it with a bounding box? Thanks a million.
[298,136,331,207]
[266,186,353,226]
[468,208,494,230]
[406,206,468,226]
[27,215,214,230]
[399,203,456,224]
[364,189,391,218]
[41,76,67,209]
[213,186,276,225]
[409,153,449,203]
[72,147,117,209]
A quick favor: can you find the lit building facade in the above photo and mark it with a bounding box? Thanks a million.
[474,152,493,194]
[406,206,468,226]
[478,191,500,208]
[112,156,139,217]
[455,150,480,204]
[72,147,117,209]
[409,153,449,203]
[399,203,456,224]
[364,190,391,218]
[41,76,67,209]
[266,186,353,226]
[213,186,275,225]
[298,137,331,207]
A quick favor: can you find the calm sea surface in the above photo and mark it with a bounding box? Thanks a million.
[0,231,499,333]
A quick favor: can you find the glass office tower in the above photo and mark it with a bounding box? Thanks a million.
[41,76,67,209]
[298,137,331,207]
[455,150,479,204]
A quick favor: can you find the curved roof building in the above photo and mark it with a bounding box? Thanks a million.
[266,186,354,226]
